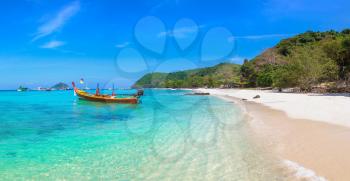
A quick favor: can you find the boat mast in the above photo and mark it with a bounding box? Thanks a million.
[112,84,116,96]
[96,83,100,95]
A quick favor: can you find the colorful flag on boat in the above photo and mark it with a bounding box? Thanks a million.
[80,78,84,84]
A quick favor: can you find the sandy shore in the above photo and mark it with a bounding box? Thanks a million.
[198,89,350,128]
[198,89,350,181]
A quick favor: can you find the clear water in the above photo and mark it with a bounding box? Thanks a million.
[0,89,286,180]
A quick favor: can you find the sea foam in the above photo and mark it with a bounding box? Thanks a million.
[283,160,327,181]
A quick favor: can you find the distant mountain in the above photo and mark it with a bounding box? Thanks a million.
[51,82,70,90]
[133,63,242,88]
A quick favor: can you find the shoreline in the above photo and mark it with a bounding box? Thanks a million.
[209,91,350,181]
[197,88,350,128]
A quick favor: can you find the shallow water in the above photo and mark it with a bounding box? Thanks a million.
[0,89,287,180]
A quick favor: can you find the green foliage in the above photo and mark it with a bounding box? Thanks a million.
[268,46,339,90]
[133,73,168,88]
[240,59,257,87]
[250,29,349,90]
[134,29,350,91]
[286,47,325,90]
[272,64,299,89]
[256,65,276,87]
[341,29,350,34]
[133,63,242,88]
[276,30,341,56]
[323,36,350,79]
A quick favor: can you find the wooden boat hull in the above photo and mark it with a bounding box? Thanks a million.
[77,92,138,104]
[72,82,138,104]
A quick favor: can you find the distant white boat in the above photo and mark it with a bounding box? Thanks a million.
[17,86,28,92]
[37,87,50,91]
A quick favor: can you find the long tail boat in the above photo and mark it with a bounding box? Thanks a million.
[72,82,139,104]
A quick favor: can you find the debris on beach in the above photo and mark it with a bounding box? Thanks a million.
[185,92,210,96]
[253,95,260,99]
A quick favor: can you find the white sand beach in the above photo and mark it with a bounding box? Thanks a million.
[198,89,350,128]
[198,88,350,180]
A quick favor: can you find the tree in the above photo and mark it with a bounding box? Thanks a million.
[323,37,350,80]
[341,29,350,35]
[284,47,338,90]
[240,60,256,87]
[272,64,299,90]
[256,64,276,87]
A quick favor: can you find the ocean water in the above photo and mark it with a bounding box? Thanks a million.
[0,89,287,180]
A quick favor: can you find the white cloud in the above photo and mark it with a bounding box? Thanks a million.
[115,42,131,48]
[32,1,80,41]
[228,33,294,41]
[150,0,180,13]
[158,25,203,39]
[40,40,65,49]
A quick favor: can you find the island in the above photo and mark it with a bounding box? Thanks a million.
[50,82,70,90]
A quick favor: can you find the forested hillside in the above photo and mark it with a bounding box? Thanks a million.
[241,29,350,91]
[133,63,241,88]
[135,29,350,92]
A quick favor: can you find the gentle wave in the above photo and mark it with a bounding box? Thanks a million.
[283,160,327,181]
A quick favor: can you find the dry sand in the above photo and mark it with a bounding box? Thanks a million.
[198,89,350,128]
[199,89,350,181]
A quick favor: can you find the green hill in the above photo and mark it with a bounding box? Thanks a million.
[51,82,70,90]
[133,63,242,88]
[240,29,350,91]
[134,29,350,92]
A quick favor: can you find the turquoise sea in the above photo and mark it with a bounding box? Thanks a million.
[0,89,287,180]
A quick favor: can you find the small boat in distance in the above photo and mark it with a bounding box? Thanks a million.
[72,82,139,104]
[17,86,28,92]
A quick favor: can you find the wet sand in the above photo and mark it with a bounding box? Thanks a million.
[219,95,350,181]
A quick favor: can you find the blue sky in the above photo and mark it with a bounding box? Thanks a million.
[0,0,349,89]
